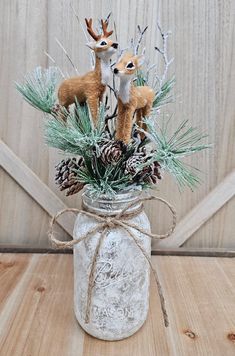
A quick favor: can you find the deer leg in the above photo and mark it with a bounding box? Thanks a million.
[87,95,99,125]
[116,109,134,144]
[135,109,146,140]
[136,109,143,128]
[99,93,104,104]
[141,105,152,132]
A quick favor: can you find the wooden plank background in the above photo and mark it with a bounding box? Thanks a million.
[0,0,235,248]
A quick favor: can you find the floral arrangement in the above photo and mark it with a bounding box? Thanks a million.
[16,14,210,200]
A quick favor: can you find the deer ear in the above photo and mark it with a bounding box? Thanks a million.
[137,54,145,67]
[86,41,96,50]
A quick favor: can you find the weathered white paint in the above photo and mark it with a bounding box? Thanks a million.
[73,191,151,340]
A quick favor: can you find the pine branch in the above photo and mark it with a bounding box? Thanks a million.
[153,77,175,109]
[142,117,211,190]
[15,66,62,114]
[45,101,106,155]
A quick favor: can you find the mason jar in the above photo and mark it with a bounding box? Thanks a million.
[73,189,151,341]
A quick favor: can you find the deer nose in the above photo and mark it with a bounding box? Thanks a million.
[112,43,118,49]
[114,68,119,74]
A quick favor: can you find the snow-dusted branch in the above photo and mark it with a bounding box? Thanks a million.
[154,23,174,89]
[130,25,148,55]
[134,25,148,55]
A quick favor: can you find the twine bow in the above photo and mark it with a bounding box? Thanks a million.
[48,195,176,327]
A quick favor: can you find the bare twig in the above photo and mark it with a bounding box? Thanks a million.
[44,51,55,64]
[113,19,118,42]
[44,51,66,78]
[70,4,89,41]
[69,2,95,67]
[105,103,118,121]
[104,95,109,108]
[107,84,118,99]
[104,12,112,24]
[134,26,148,55]
[153,23,174,89]
[55,38,79,75]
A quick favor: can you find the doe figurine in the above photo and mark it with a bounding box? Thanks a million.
[114,53,155,143]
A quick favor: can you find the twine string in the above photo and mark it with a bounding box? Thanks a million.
[48,195,176,328]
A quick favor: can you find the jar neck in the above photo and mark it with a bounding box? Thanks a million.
[82,189,143,217]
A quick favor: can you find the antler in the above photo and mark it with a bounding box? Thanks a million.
[85,18,113,41]
[101,19,113,38]
[85,18,100,41]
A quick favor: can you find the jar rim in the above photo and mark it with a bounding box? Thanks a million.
[83,187,142,202]
[82,187,143,216]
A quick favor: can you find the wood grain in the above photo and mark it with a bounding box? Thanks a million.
[154,170,235,249]
[0,0,234,248]
[0,140,75,237]
[0,254,235,356]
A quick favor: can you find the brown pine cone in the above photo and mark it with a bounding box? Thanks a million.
[99,140,126,165]
[55,157,85,196]
[143,161,161,184]
[125,147,146,175]
[125,150,161,184]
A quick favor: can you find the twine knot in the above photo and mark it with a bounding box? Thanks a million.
[48,194,177,328]
[106,217,116,229]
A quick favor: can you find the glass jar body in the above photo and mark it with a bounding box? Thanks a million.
[73,190,151,340]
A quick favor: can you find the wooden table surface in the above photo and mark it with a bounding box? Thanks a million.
[0,253,235,356]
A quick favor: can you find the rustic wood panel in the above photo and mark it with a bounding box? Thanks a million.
[154,170,235,249]
[0,0,234,248]
[0,253,235,355]
[0,139,74,237]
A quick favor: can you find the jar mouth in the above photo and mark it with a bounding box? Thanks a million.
[82,188,143,217]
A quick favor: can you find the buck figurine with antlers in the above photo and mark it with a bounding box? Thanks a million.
[114,53,155,143]
[58,18,118,124]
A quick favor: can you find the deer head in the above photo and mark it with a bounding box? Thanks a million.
[85,18,118,60]
[113,53,145,79]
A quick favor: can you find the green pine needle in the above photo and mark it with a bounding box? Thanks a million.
[76,164,132,200]
[134,70,147,86]
[134,70,175,110]
[44,101,106,156]
[153,77,175,109]
[143,116,211,190]
[15,66,61,113]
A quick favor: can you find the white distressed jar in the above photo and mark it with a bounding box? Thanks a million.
[73,189,151,341]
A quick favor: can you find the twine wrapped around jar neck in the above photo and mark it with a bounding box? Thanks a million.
[82,189,144,217]
[48,194,177,328]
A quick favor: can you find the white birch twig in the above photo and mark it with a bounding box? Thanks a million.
[153,23,174,89]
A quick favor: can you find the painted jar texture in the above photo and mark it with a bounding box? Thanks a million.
[73,190,151,341]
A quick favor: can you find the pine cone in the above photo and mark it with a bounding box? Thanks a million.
[55,157,85,196]
[125,150,161,184]
[142,161,161,184]
[100,140,126,165]
[125,147,146,175]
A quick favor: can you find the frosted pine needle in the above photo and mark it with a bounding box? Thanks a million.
[15,66,61,114]
[142,117,211,190]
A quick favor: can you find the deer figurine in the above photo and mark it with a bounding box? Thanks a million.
[113,53,155,143]
[58,18,118,124]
